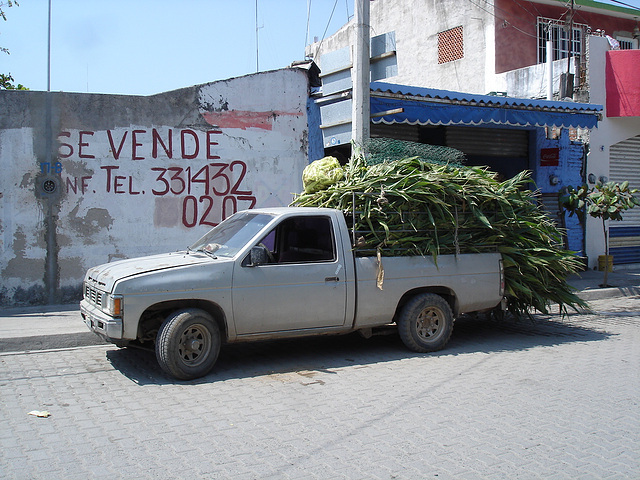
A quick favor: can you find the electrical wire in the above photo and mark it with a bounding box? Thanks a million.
[321,0,340,43]
[306,0,339,59]
[464,0,539,39]
[511,0,545,18]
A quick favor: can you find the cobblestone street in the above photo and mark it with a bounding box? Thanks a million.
[1,297,639,479]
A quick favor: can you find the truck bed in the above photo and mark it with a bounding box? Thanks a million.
[353,252,503,328]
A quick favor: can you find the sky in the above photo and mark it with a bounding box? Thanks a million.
[1,0,353,95]
[1,0,640,96]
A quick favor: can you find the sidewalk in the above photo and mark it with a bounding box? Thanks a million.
[566,265,640,301]
[0,304,85,340]
[0,266,639,340]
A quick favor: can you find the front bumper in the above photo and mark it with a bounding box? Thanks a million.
[80,299,123,341]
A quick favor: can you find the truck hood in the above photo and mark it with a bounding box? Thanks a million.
[85,251,218,292]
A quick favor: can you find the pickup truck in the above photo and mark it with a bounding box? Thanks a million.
[81,207,505,380]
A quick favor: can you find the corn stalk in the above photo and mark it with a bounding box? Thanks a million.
[293,155,587,318]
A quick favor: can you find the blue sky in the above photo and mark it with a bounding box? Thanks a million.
[2,0,639,96]
[1,0,353,95]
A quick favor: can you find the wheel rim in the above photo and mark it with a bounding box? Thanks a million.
[415,307,444,340]
[177,323,212,367]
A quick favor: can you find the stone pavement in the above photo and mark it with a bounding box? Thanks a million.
[0,268,639,479]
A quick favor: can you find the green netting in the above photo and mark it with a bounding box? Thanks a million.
[365,137,466,167]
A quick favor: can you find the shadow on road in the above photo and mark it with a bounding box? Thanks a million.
[105,314,612,386]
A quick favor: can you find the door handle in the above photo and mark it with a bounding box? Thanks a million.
[325,276,339,282]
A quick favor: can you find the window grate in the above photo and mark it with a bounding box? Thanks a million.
[438,26,464,64]
[537,17,588,64]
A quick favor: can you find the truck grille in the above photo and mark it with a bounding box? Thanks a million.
[84,284,103,307]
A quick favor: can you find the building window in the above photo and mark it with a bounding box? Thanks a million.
[537,17,587,64]
[617,36,639,50]
[438,26,464,64]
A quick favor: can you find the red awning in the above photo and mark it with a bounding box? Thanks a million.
[606,50,640,117]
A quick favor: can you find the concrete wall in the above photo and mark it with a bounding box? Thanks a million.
[0,68,317,306]
[308,0,495,94]
[494,57,579,100]
[585,36,640,267]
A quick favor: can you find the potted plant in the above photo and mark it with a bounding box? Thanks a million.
[560,181,639,287]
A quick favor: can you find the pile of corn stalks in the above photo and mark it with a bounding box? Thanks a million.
[293,154,587,318]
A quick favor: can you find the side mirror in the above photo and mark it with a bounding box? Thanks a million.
[249,245,268,266]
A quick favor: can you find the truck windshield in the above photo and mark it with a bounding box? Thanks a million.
[189,212,274,258]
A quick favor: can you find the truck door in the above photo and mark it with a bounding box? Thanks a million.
[232,215,348,334]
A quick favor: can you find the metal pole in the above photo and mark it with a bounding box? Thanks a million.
[564,0,575,99]
[352,0,370,147]
[567,0,574,74]
[547,22,553,101]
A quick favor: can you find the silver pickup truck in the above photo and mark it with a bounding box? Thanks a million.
[81,207,505,380]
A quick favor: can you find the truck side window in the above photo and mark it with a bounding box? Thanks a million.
[256,216,335,264]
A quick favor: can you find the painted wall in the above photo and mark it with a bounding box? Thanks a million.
[494,0,640,74]
[308,0,495,94]
[493,57,578,99]
[0,68,317,306]
[585,36,640,268]
[534,127,586,254]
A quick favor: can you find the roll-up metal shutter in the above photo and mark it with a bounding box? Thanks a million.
[538,193,562,223]
[370,123,420,142]
[446,127,529,158]
[371,125,530,158]
[539,192,583,253]
[609,135,640,264]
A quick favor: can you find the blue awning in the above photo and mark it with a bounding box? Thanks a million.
[370,82,602,129]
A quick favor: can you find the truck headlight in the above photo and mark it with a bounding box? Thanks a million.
[104,294,123,317]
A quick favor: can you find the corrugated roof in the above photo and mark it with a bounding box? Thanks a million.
[371,82,603,114]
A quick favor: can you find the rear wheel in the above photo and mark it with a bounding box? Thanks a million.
[155,308,221,380]
[397,293,454,353]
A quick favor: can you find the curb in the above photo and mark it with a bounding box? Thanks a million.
[575,285,640,302]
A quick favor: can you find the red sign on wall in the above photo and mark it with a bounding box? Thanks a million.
[540,147,559,167]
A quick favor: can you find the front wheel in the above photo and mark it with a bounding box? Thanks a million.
[397,293,454,353]
[155,309,221,380]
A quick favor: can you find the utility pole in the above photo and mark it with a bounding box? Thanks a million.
[352,0,370,147]
[564,0,575,99]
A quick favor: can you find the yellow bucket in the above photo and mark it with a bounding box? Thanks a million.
[598,255,613,272]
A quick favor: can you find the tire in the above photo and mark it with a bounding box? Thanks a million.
[397,293,454,353]
[155,308,221,380]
